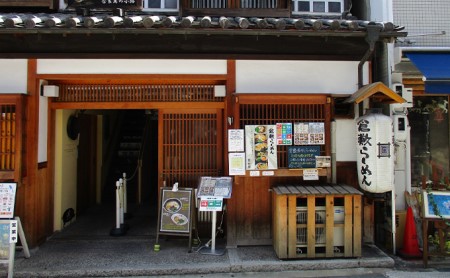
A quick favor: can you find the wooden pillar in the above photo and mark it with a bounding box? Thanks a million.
[21,59,39,247]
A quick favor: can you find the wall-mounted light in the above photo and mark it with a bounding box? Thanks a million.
[227,117,233,126]
[41,85,59,97]
[214,85,226,97]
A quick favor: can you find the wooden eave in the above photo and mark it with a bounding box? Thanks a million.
[0,13,406,59]
[344,81,406,104]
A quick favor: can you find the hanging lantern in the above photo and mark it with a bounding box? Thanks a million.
[356,110,394,193]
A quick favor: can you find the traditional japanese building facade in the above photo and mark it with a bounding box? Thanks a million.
[0,0,406,253]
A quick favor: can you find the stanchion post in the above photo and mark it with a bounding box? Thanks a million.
[119,178,124,226]
[110,180,126,236]
[123,172,127,215]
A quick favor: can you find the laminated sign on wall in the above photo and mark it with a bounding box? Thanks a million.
[356,111,394,193]
[245,125,277,170]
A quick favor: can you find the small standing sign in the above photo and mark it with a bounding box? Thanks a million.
[155,187,194,252]
[0,182,30,278]
[197,177,232,256]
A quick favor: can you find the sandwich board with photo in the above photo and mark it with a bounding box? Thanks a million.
[0,182,30,278]
[155,187,194,252]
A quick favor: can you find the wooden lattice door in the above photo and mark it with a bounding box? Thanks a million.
[158,109,223,190]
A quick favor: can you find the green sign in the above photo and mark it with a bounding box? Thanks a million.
[287,146,320,169]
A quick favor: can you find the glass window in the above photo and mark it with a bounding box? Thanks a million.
[313,2,325,13]
[298,1,310,12]
[293,0,343,14]
[144,0,178,11]
[328,2,341,13]
[409,96,449,187]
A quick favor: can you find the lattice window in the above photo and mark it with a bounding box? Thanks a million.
[239,102,328,169]
[0,95,23,181]
[161,111,222,188]
[54,84,223,103]
[0,105,15,172]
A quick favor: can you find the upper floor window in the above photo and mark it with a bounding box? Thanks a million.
[292,0,343,14]
[144,0,178,11]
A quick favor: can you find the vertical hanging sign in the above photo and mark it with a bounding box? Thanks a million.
[356,111,394,193]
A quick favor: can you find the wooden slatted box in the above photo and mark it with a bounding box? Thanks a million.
[272,184,363,259]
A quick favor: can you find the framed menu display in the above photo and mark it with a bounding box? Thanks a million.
[155,187,194,252]
[158,188,193,234]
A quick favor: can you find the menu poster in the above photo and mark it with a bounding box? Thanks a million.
[0,183,17,219]
[197,176,232,198]
[287,146,321,169]
[228,129,245,152]
[294,122,309,145]
[309,122,325,145]
[276,123,292,145]
[159,188,193,234]
[245,125,277,170]
[294,122,325,145]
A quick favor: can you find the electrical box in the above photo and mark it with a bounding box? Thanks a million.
[391,83,413,109]
[393,115,408,142]
[42,85,59,97]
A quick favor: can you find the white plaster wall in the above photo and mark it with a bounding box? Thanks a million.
[0,59,28,94]
[370,0,393,22]
[54,110,79,231]
[37,59,227,75]
[335,119,357,161]
[236,60,363,94]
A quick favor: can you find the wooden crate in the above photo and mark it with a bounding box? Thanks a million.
[272,184,362,259]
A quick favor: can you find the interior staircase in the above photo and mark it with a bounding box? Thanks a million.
[104,110,147,204]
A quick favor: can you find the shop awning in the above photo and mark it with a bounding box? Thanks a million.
[344,82,406,104]
[406,52,450,94]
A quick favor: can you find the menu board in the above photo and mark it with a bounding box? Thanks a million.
[287,146,321,169]
[159,188,193,234]
[294,122,325,145]
[0,183,17,219]
[197,176,232,198]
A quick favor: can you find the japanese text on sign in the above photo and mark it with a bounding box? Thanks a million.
[357,119,372,187]
[287,146,320,169]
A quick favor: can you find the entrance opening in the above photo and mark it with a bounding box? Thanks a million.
[56,109,160,238]
[51,82,225,240]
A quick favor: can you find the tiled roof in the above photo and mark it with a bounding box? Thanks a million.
[0,13,404,34]
[0,12,407,59]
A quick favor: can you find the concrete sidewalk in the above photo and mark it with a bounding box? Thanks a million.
[3,204,447,277]
[9,238,394,277]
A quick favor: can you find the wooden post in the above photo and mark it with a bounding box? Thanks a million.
[307,195,315,258]
[288,195,297,258]
[325,195,334,257]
